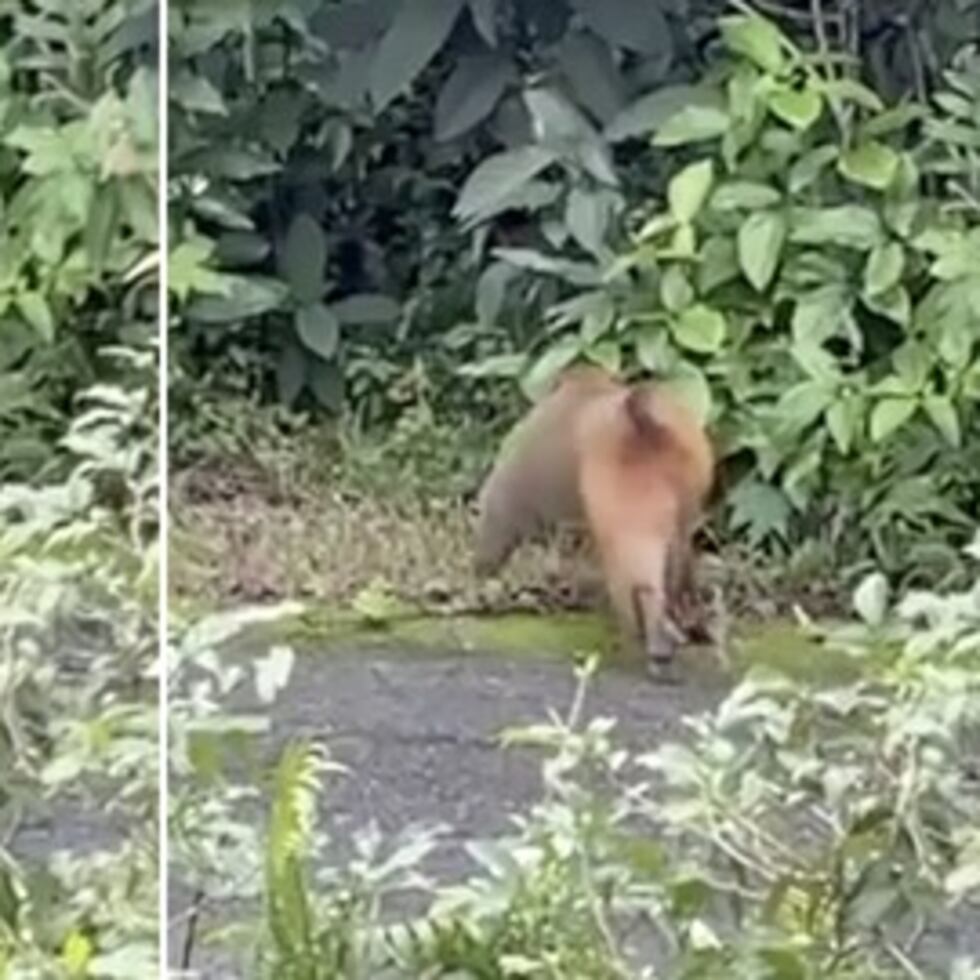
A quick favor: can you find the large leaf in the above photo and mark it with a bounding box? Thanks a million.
[435,54,514,141]
[331,294,402,325]
[558,30,626,124]
[277,343,307,407]
[870,397,918,443]
[369,0,465,112]
[671,304,727,353]
[494,247,601,286]
[790,206,883,250]
[720,13,789,73]
[711,181,781,211]
[838,141,899,190]
[570,0,670,55]
[605,85,701,142]
[522,335,583,399]
[467,0,497,46]
[737,211,786,292]
[565,188,615,257]
[281,214,327,304]
[188,275,288,323]
[524,87,598,148]
[654,104,729,147]
[453,145,558,222]
[923,395,960,447]
[668,160,714,223]
[475,262,515,324]
[767,86,822,130]
[863,241,904,297]
[295,303,340,360]
[311,0,397,49]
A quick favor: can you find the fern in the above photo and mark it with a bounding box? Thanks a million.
[263,740,325,977]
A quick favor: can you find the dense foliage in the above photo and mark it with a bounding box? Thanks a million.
[0,0,159,974]
[170,545,980,978]
[169,0,979,588]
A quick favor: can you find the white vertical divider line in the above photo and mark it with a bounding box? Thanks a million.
[157,0,170,972]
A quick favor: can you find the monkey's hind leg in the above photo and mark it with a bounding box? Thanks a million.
[630,584,684,683]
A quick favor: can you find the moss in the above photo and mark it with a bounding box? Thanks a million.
[276,604,865,682]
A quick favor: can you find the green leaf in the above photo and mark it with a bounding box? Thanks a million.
[767,86,822,130]
[565,188,614,257]
[295,304,340,360]
[697,235,740,293]
[654,105,729,147]
[454,146,558,222]
[838,141,899,190]
[570,0,670,55]
[475,262,515,324]
[281,214,326,304]
[467,0,497,46]
[16,292,55,342]
[660,364,713,424]
[710,181,781,211]
[458,353,527,378]
[525,87,598,147]
[826,398,862,454]
[923,395,960,447]
[188,275,288,323]
[585,340,621,374]
[604,85,702,142]
[790,206,883,250]
[672,304,727,353]
[792,286,852,346]
[788,144,838,192]
[660,265,694,313]
[277,343,307,407]
[494,247,601,286]
[331,294,402,325]
[870,397,917,443]
[522,335,583,399]
[863,241,904,297]
[863,284,910,327]
[720,14,789,73]
[171,71,227,115]
[558,30,626,124]
[775,381,834,434]
[737,211,786,292]
[729,479,792,545]
[308,358,345,412]
[853,572,888,626]
[668,160,714,223]
[435,54,514,141]
[369,0,465,112]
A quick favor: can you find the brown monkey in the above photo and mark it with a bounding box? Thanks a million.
[473,365,619,577]
[575,382,714,675]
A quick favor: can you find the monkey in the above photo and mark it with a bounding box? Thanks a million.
[474,366,714,672]
[473,364,619,577]
[575,381,714,676]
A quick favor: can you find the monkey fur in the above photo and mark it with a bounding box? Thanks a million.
[474,367,714,674]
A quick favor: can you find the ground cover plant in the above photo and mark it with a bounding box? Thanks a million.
[0,0,160,974]
[169,542,980,978]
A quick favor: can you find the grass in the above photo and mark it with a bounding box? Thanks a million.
[169,402,851,640]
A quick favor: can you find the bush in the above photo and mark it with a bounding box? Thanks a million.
[468,15,980,580]
[0,351,159,976]
[170,540,980,978]
[0,0,158,481]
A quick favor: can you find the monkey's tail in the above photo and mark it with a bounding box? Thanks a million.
[623,386,669,446]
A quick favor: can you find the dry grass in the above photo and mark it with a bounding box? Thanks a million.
[169,457,604,613]
[168,431,843,622]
